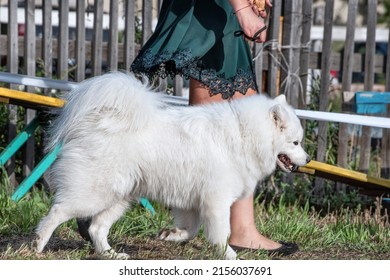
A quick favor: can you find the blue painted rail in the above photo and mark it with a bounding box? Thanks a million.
[0,117,39,166]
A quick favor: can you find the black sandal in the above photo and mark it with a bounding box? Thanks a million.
[230,240,299,257]
[266,241,299,257]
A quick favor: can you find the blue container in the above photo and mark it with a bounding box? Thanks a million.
[355,92,390,115]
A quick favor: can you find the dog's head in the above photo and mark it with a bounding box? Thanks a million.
[270,95,311,172]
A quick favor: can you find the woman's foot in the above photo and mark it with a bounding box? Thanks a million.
[229,196,298,256]
[229,227,282,251]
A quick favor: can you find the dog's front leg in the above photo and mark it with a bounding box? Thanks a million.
[201,202,237,260]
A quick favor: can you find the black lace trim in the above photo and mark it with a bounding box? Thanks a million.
[131,49,257,99]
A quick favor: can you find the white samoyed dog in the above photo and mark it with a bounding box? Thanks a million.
[34,72,310,259]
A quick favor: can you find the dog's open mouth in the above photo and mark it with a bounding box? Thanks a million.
[277,154,298,172]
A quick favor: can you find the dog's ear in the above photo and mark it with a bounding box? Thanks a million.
[270,104,287,131]
[275,94,287,104]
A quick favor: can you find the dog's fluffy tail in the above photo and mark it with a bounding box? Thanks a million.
[46,72,163,152]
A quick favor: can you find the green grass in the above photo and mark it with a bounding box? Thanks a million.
[0,172,49,235]
[1,171,389,260]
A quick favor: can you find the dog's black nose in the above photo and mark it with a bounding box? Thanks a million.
[306,156,311,164]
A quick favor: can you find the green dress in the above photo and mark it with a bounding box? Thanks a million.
[131,0,257,99]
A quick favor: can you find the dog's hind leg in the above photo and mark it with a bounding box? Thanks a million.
[88,200,129,259]
[158,208,201,242]
[35,203,74,253]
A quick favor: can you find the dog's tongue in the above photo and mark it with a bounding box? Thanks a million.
[278,154,293,170]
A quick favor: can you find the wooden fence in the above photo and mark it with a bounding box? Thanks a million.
[0,0,389,187]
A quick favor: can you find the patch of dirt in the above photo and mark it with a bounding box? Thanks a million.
[1,234,389,260]
[285,247,389,260]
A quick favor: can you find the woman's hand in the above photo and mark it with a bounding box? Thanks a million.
[248,0,272,18]
[230,0,272,43]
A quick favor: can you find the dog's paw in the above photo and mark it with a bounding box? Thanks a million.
[224,246,238,260]
[158,228,191,242]
[32,237,44,253]
[102,248,130,260]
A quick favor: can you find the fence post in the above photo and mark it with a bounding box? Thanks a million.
[173,76,184,97]
[142,0,153,44]
[124,0,136,71]
[92,0,104,76]
[314,0,334,193]
[358,0,377,172]
[383,21,390,178]
[23,0,36,178]
[42,0,53,80]
[266,0,282,98]
[337,0,358,192]
[5,0,18,186]
[58,0,69,80]
[253,42,264,94]
[76,0,86,82]
[298,0,313,152]
[299,0,313,109]
[281,0,302,108]
[109,0,119,71]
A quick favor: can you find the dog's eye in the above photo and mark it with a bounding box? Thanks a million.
[293,141,299,146]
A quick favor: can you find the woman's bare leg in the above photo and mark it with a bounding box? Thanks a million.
[189,79,228,104]
[229,195,280,250]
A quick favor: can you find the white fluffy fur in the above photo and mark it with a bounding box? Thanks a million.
[35,72,309,259]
